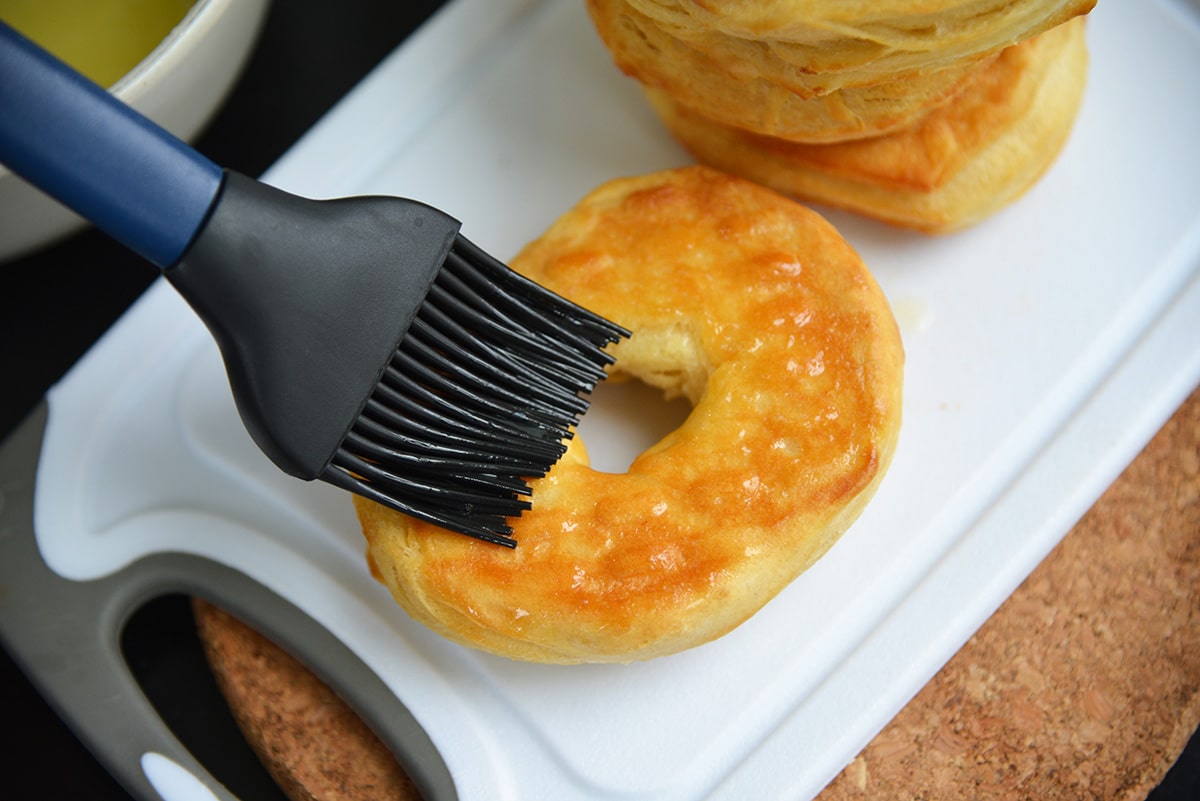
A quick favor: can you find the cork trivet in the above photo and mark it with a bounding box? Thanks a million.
[194,387,1200,801]
[819,386,1200,801]
[192,601,422,801]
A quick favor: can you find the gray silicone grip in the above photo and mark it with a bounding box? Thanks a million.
[0,403,456,801]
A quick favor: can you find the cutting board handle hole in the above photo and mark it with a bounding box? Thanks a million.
[121,594,291,801]
[574,377,692,474]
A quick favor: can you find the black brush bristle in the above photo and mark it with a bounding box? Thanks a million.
[322,234,628,547]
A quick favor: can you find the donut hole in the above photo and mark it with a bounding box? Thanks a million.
[574,376,692,474]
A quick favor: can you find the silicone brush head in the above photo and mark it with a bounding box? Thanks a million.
[169,172,627,547]
[323,238,629,545]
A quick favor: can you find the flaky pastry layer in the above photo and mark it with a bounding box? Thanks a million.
[647,18,1088,233]
[587,0,994,143]
[626,0,1094,82]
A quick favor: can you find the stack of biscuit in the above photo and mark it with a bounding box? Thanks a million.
[587,0,1096,233]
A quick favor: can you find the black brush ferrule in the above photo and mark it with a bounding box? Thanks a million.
[166,170,461,480]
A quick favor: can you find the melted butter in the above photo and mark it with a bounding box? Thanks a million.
[1,0,196,87]
[806,350,826,376]
[891,295,934,335]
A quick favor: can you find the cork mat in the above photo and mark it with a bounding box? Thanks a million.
[193,387,1200,801]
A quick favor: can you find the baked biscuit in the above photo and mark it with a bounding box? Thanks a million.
[627,0,1094,83]
[646,18,1089,233]
[588,0,994,143]
[357,166,904,664]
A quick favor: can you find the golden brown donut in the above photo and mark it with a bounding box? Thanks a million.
[646,18,1089,233]
[626,0,1094,81]
[356,166,904,664]
[587,0,994,143]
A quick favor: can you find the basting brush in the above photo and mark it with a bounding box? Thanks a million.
[0,21,627,547]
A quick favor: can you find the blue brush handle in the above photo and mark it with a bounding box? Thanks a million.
[0,20,223,268]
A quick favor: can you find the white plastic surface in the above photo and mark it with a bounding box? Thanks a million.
[35,1,1200,799]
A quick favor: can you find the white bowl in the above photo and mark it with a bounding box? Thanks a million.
[0,0,271,263]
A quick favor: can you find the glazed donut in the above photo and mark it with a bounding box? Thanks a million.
[355,166,904,664]
[645,18,1089,233]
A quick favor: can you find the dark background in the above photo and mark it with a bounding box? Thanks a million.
[0,1,1195,799]
[0,2,439,799]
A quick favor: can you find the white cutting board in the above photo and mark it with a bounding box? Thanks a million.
[33,0,1200,799]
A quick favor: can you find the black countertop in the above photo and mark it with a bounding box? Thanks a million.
[0,3,439,799]
[0,1,1196,799]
